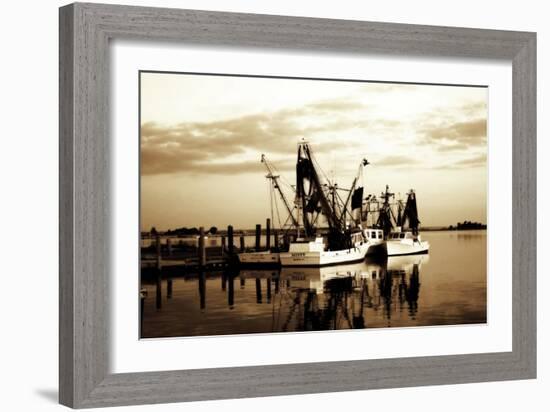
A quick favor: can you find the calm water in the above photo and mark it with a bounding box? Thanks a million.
[141,230,487,338]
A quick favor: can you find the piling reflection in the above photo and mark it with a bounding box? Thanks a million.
[147,255,429,336]
[265,255,427,331]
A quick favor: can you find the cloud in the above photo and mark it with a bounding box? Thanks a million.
[433,153,487,170]
[459,101,487,117]
[375,155,420,167]
[141,97,366,175]
[420,118,487,150]
[452,153,487,168]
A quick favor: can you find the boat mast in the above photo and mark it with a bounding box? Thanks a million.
[377,185,395,237]
[340,158,369,227]
[402,190,420,235]
[261,154,299,229]
[296,141,342,236]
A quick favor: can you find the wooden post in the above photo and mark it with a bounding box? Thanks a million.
[155,234,162,269]
[221,236,226,257]
[240,276,245,289]
[227,225,234,257]
[255,224,261,251]
[239,235,245,252]
[166,238,172,256]
[198,227,206,267]
[273,230,279,251]
[265,218,271,250]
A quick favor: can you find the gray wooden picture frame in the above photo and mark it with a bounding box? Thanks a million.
[59,2,536,408]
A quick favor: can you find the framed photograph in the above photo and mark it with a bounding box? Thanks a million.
[59,2,536,408]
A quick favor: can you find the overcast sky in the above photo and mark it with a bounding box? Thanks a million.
[140,72,487,231]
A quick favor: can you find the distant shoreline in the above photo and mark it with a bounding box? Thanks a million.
[421,226,487,232]
[140,226,487,238]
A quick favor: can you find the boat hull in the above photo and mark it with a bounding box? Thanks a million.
[385,240,430,256]
[280,242,380,267]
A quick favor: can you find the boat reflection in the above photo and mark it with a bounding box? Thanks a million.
[142,232,487,338]
[235,255,429,331]
[147,255,429,334]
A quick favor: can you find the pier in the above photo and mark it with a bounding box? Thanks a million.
[140,220,275,280]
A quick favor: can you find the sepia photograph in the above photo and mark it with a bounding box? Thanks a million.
[139,71,487,338]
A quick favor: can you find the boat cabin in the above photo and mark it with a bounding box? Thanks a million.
[288,237,325,253]
[364,229,384,241]
[388,231,416,240]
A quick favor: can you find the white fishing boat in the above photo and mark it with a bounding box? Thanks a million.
[277,141,384,266]
[385,230,430,256]
[279,228,384,267]
[363,186,430,257]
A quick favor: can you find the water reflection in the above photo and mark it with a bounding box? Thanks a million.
[256,255,428,332]
[142,255,430,337]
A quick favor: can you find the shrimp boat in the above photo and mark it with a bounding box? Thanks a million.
[279,141,385,267]
[279,228,384,266]
[363,185,430,256]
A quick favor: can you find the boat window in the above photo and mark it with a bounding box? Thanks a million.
[399,233,405,239]
[378,232,383,239]
[371,231,376,238]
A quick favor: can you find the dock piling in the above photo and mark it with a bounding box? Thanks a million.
[227,225,234,257]
[155,234,162,270]
[266,218,271,250]
[255,224,261,251]
[166,238,172,256]
[273,230,279,251]
[239,235,245,252]
[198,227,206,267]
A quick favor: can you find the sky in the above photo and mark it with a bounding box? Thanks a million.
[140,71,487,231]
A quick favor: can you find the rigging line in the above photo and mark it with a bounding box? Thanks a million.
[272,164,293,190]
[309,148,331,185]
[280,209,294,230]
[267,158,295,192]
[269,181,275,227]
[274,187,283,230]
[311,210,322,228]
[335,189,355,224]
